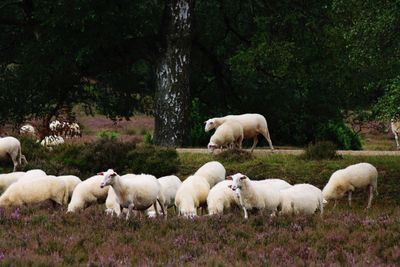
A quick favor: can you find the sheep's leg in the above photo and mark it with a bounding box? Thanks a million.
[126,204,134,220]
[333,200,337,209]
[250,136,259,153]
[394,133,400,149]
[260,128,274,150]
[156,198,166,217]
[21,155,28,165]
[367,185,374,209]
[348,191,352,207]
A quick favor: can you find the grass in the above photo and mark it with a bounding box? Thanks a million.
[0,153,400,265]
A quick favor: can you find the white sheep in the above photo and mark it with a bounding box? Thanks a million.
[99,169,165,220]
[0,136,28,172]
[67,175,109,212]
[279,183,324,216]
[105,187,122,216]
[174,174,210,217]
[56,175,82,200]
[147,175,182,217]
[205,113,273,152]
[17,169,47,182]
[227,173,291,219]
[19,124,36,136]
[322,162,378,208]
[194,161,226,188]
[40,135,65,147]
[0,176,69,207]
[207,180,239,215]
[207,121,244,152]
[390,119,400,149]
[0,172,25,194]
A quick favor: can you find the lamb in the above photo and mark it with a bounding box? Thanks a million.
[194,161,226,188]
[390,118,400,149]
[322,162,378,208]
[67,175,109,212]
[0,176,69,207]
[0,136,28,172]
[19,124,36,136]
[99,169,165,220]
[227,173,291,219]
[207,121,243,152]
[56,175,82,200]
[174,174,210,217]
[147,175,182,217]
[0,172,25,194]
[279,183,324,216]
[205,113,273,152]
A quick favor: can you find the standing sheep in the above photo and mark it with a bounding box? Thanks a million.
[322,163,378,208]
[147,175,182,217]
[0,137,28,172]
[56,175,82,200]
[67,175,109,212]
[99,169,165,220]
[0,172,25,194]
[17,169,47,182]
[390,118,400,149]
[207,121,244,152]
[194,161,226,188]
[205,113,273,152]
[0,176,69,207]
[279,183,324,216]
[227,173,291,219]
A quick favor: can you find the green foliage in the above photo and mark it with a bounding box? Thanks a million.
[189,98,210,146]
[315,121,362,150]
[303,141,339,160]
[215,149,253,163]
[96,130,120,141]
[143,132,154,145]
[373,77,400,120]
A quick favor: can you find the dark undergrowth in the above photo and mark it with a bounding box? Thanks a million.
[0,152,399,265]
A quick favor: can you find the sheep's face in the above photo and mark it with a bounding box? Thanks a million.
[207,142,217,152]
[204,119,216,132]
[99,169,117,188]
[226,173,247,191]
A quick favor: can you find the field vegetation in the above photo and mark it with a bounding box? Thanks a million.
[0,143,399,266]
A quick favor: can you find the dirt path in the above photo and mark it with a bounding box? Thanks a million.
[177,148,400,156]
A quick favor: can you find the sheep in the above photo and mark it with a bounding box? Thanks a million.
[322,162,378,209]
[99,169,165,220]
[0,172,25,194]
[390,118,400,149]
[19,124,36,136]
[0,176,69,207]
[227,173,291,219]
[67,175,109,212]
[207,121,244,152]
[207,180,239,215]
[40,135,65,147]
[17,169,47,182]
[147,175,182,217]
[56,175,82,200]
[174,174,210,217]
[105,187,122,216]
[194,161,226,188]
[279,183,324,217]
[0,136,28,172]
[205,113,273,152]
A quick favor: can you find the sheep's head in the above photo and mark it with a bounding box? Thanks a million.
[99,169,117,188]
[204,119,216,132]
[226,173,248,191]
[207,142,217,153]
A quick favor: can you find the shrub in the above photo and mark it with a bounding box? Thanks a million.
[143,131,153,145]
[315,121,362,150]
[96,130,119,141]
[302,141,339,160]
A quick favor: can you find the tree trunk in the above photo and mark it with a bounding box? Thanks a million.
[154,0,193,147]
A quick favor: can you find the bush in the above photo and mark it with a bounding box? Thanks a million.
[302,141,339,160]
[315,121,362,150]
[96,130,119,141]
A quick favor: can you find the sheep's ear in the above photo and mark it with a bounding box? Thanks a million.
[226,176,232,180]
[228,185,232,188]
[97,172,104,176]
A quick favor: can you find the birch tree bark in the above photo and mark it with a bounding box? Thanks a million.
[154,0,193,147]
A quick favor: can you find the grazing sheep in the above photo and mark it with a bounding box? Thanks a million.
[322,163,378,208]
[207,180,239,215]
[205,113,273,152]
[40,135,65,147]
[17,169,47,182]
[174,174,210,217]
[194,161,226,188]
[19,124,36,136]
[67,175,109,212]
[0,136,28,172]
[391,119,400,149]
[0,176,69,207]
[147,175,182,217]
[227,173,291,219]
[56,175,82,200]
[0,172,25,194]
[207,121,244,152]
[99,169,165,220]
[279,184,324,216]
